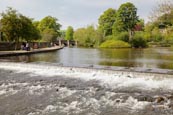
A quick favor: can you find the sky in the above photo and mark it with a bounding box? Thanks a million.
[0,0,162,30]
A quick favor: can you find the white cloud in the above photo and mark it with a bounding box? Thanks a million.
[0,0,164,29]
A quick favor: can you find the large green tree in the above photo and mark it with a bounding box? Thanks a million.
[74,25,102,47]
[38,16,61,42]
[0,7,40,49]
[1,7,21,42]
[38,16,61,32]
[41,28,58,42]
[113,2,139,41]
[98,8,116,37]
[65,26,74,40]
[19,15,41,41]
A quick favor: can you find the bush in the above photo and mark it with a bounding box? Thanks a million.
[114,32,129,42]
[100,40,131,48]
[131,34,147,48]
[105,35,115,40]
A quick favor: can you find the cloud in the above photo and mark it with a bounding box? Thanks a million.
[0,0,164,29]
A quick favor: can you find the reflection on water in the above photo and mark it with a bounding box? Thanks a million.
[1,47,173,69]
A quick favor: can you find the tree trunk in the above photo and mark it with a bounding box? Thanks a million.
[14,38,19,50]
[128,29,134,42]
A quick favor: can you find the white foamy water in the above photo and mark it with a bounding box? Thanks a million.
[25,86,151,115]
[1,62,173,114]
[0,82,28,96]
[0,62,173,93]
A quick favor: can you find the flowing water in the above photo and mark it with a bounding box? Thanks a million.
[0,47,173,115]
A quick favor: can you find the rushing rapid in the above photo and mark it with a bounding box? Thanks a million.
[0,62,173,115]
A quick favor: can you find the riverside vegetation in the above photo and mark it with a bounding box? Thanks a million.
[0,1,173,49]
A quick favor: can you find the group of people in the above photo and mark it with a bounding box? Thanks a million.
[21,42,30,51]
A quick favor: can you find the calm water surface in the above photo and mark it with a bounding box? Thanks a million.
[1,47,173,69]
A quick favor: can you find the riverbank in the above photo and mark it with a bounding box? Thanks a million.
[0,46,64,57]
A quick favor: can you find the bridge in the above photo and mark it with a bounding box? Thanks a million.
[55,40,78,47]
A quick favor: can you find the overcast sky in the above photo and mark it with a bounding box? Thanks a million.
[0,0,161,30]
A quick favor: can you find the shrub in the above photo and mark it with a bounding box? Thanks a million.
[100,40,131,48]
[105,35,115,40]
[131,34,147,48]
[115,32,129,42]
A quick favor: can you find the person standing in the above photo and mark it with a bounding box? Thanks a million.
[26,42,30,51]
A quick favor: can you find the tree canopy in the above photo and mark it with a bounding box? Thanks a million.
[38,16,61,32]
[113,2,139,41]
[74,25,102,47]
[98,8,116,37]
[65,26,74,40]
[38,16,61,42]
[0,7,40,43]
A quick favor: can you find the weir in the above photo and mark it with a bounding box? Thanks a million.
[0,62,173,90]
[0,62,173,115]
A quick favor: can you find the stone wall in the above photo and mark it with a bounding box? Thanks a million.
[0,42,51,51]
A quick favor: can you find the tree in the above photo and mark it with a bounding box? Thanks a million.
[73,28,86,46]
[19,15,40,41]
[98,8,116,37]
[0,7,40,49]
[149,0,173,24]
[1,7,21,42]
[147,0,173,43]
[38,16,61,42]
[113,2,139,41]
[74,25,102,47]
[135,19,144,31]
[65,26,74,40]
[38,16,61,33]
[42,28,58,42]
[59,30,66,39]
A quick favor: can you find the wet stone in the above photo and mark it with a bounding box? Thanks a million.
[135,95,155,102]
[56,89,59,92]
[168,102,173,109]
[115,99,121,103]
[167,95,173,100]
[155,96,165,103]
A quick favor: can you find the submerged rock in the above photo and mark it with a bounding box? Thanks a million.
[135,95,155,102]
[155,96,165,103]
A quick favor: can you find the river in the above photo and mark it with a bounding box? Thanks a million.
[0,47,173,115]
[1,47,173,69]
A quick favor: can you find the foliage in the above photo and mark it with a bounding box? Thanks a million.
[149,0,173,23]
[114,32,129,42]
[100,40,131,48]
[74,25,102,47]
[98,8,116,36]
[135,19,144,31]
[113,2,139,41]
[38,16,61,42]
[19,15,41,41]
[151,27,163,42]
[38,16,61,32]
[147,0,173,45]
[131,33,147,48]
[41,28,58,42]
[104,35,115,40]
[59,30,66,39]
[0,7,40,44]
[65,26,74,40]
